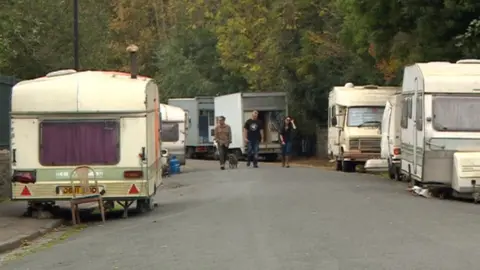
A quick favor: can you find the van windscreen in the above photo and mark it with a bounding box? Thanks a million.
[39,120,120,166]
[347,107,384,127]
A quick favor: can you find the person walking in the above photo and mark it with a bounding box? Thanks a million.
[214,116,232,170]
[243,110,263,168]
[280,116,296,167]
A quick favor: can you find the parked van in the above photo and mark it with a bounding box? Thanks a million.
[380,93,402,180]
[401,59,480,199]
[160,104,187,165]
[328,83,399,172]
[168,97,216,159]
[10,68,162,216]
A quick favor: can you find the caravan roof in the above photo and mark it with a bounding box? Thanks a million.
[403,60,480,93]
[12,70,154,113]
[330,85,399,107]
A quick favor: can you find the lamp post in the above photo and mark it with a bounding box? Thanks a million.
[73,0,79,70]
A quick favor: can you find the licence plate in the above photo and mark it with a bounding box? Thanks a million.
[57,186,104,195]
[196,147,207,152]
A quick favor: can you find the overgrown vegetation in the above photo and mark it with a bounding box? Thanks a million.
[0,0,478,130]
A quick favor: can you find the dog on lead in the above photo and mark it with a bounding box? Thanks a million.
[228,154,238,169]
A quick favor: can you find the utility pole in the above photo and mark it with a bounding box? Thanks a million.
[73,0,79,70]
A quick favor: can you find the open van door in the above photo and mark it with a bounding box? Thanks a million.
[380,101,392,160]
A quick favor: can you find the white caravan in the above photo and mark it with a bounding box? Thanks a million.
[380,93,402,180]
[401,59,480,199]
[10,69,162,216]
[328,83,399,172]
[160,104,187,165]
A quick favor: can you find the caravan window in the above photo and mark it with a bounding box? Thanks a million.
[161,122,180,142]
[407,98,412,119]
[401,97,408,128]
[432,95,480,132]
[416,95,423,131]
[347,106,384,127]
[39,120,120,166]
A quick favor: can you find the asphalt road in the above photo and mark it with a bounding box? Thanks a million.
[3,160,480,270]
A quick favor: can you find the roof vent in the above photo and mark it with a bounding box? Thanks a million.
[344,82,354,88]
[456,59,480,64]
[426,61,450,64]
[46,69,77,77]
[363,85,379,89]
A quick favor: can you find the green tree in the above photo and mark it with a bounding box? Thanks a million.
[0,0,113,79]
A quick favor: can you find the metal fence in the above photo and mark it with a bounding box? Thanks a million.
[0,150,10,197]
[0,75,15,197]
[0,75,16,150]
[290,125,328,158]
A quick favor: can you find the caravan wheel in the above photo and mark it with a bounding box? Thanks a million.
[136,198,155,213]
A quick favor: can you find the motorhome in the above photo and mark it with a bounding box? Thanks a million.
[401,59,480,199]
[160,104,187,165]
[10,68,162,216]
[380,93,402,180]
[328,83,399,172]
[214,92,287,161]
[168,97,215,159]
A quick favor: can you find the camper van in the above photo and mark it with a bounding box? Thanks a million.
[10,69,162,216]
[380,93,402,180]
[328,83,399,172]
[401,59,480,199]
[160,104,187,165]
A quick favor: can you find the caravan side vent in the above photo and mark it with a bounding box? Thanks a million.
[363,85,379,89]
[456,59,480,64]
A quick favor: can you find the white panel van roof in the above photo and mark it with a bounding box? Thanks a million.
[160,104,185,121]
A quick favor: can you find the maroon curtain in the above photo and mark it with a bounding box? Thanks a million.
[40,121,119,166]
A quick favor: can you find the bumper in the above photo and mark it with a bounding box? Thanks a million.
[391,158,401,165]
[11,180,151,201]
[342,150,380,162]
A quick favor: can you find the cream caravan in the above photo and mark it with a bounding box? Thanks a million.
[328,83,398,172]
[160,104,187,165]
[10,69,162,216]
[401,59,480,199]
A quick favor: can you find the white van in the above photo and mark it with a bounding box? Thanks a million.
[328,83,399,172]
[380,93,402,180]
[10,69,162,216]
[401,59,480,199]
[160,104,187,165]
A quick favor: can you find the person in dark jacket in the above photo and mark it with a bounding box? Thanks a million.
[280,116,296,167]
[243,110,263,168]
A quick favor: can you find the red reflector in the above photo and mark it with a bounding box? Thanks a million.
[393,147,401,155]
[124,170,143,178]
[128,184,139,194]
[20,186,31,196]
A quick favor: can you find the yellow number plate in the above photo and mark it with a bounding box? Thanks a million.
[59,186,100,195]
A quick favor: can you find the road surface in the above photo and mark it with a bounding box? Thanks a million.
[3,160,480,270]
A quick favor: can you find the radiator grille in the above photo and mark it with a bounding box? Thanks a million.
[349,138,381,153]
